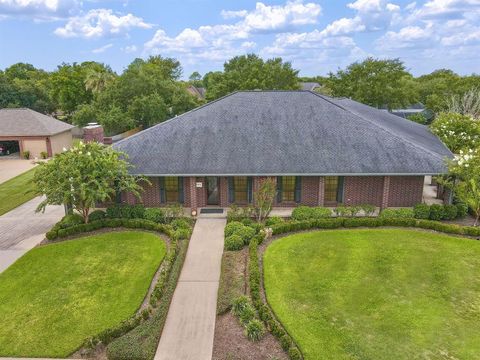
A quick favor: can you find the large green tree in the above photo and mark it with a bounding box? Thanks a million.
[33,141,144,223]
[430,112,480,153]
[323,57,418,110]
[204,54,300,100]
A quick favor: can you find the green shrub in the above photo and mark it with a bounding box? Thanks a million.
[280,334,293,351]
[232,296,250,317]
[245,319,265,342]
[89,210,106,222]
[345,205,361,217]
[382,217,417,227]
[360,204,376,216]
[225,235,244,251]
[265,216,284,226]
[429,204,445,221]
[225,221,245,237]
[343,217,380,228]
[413,203,430,219]
[144,208,166,223]
[22,150,30,159]
[456,202,469,218]
[59,213,84,228]
[239,303,256,325]
[334,205,348,217]
[313,207,332,218]
[234,226,256,245]
[106,205,145,219]
[288,347,303,360]
[170,218,191,230]
[443,204,458,220]
[291,206,314,220]
[173,228,190,240]
[379,208,414,218]
[164,203,183,219]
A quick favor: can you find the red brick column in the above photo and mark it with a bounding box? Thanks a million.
[219,177,229,207]
[381,176,391,209]
[318,177,325,206]
[185,177,198,212]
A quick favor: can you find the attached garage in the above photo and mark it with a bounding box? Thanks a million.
[0,108,74,159]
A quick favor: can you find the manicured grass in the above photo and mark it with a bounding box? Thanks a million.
[264,229,480,360]
[0,231,166,357]
[0,167,37,215]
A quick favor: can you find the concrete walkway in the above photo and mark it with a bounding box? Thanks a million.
[155,217,226,360]
[0,159,36,184]
[0,197,63,273]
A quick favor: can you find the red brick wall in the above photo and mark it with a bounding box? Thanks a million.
[387,176,424,207]
[344,176,384,206]
[83,126,104,143]
[123,175,424,209]
[301,176,320,206]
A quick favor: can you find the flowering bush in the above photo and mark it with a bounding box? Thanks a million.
[430,112,480,153]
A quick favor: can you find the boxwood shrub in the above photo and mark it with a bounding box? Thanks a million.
[291,206,331,220]
[89,210,106,222]
[225,221,245,237]
[429,204,445,221]
[413,203,430,219]
[225,235,244,251]
[379,208,415,218]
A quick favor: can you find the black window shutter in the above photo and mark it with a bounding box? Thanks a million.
[178,177,184,203]
[228,177,235,203]
[247,177,253,203]
[276,176,283,203]
[337,176,345,203]
[295,176,302,203]
[159,177,165,203]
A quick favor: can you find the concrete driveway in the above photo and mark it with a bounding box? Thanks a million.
[155,217,226,360]
[0,158,37,184]
[0,197,63,272]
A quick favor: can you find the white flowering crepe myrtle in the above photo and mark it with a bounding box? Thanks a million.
[445,149,480,226]
[430,113,480,154]
[33,141,147,223]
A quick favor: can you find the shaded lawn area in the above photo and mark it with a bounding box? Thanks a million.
[0,231,166,357]
[264,229,480,360]
[0,167,36,215]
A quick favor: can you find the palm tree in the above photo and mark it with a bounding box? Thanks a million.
[84,69,116,94]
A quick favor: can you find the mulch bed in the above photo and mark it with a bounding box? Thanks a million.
[212,312,288,360]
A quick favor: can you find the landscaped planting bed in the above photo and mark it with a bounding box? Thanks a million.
[0,231,166,357]
[263,229,480,360]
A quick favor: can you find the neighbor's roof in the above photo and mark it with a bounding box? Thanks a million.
[114,91,452,176]
[0,108,75,136]
[300,82,321,91]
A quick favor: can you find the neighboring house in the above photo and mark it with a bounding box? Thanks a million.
[113,91,452,211]
[300,82,321,91]
[390,103,434,122]
[0,108,74,158]
[187,85,206,100]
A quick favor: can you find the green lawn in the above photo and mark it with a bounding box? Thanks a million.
[0,231,166,357]
[0,167,37,215]
[264,229,480,360]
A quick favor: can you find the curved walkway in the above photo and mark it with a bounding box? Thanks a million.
[155,217,226,360]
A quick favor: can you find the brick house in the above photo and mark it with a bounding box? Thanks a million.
[113,91,452,212]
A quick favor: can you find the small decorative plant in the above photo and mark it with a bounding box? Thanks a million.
[22,150,30,159]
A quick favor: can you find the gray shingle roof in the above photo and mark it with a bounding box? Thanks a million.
[114,91,452,176]
[0,108,75,136]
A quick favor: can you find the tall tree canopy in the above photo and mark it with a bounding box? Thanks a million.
[204,54,300,100]
[323,57,418,110]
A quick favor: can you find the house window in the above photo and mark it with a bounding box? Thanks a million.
[281,176,296,202]
[165,177,179,203]
[324,176,344,203]
[234,177,248,203]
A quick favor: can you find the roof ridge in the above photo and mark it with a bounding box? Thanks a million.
[309,92,446,161]
[114,91,241,147]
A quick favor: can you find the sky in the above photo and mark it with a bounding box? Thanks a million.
[0,0,479,78]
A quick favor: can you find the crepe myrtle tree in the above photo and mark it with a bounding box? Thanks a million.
[443,149,480,226]
[33,141,146,223]
[253,178,277,223]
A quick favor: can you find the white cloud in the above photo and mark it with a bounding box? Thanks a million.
[242,0,322,32]
[220,9,248,19]
[320,17,365,36]
[92,43,113,53]
[376,25,434,50]
[0,0,79,18]
[413,0,480,19]
[122,44,137,53]
[54,8,152,38]
[241,41,256,49]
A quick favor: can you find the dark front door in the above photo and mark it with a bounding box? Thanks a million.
[206,177,219,205]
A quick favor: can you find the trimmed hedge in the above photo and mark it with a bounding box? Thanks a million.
[379,208,415,218]
[46,218,175,241]
[292,206,331,221]
[248,238,303,359]
[225,235,244,251]
[270,217,480,237]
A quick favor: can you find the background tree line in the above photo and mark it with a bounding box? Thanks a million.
[1,54,479,135]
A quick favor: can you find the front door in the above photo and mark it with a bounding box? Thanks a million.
[206,177,219,205]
